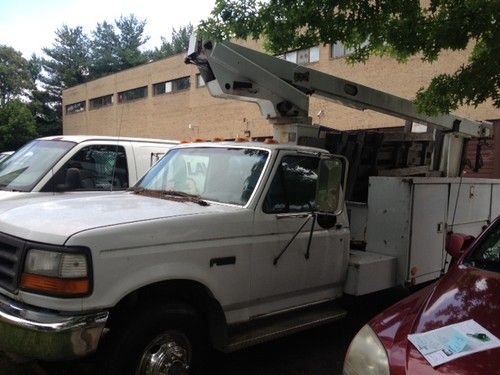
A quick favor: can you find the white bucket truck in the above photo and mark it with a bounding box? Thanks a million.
[0,36,493,374]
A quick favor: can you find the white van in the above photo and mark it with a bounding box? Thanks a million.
[0,135,178,202]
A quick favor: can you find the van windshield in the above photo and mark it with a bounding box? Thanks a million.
[0,140,76,192]
[136,147,269,206]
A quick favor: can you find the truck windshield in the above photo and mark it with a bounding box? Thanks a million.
[466,221,500,273]
[137,147,269,206]
[0,140,76,192]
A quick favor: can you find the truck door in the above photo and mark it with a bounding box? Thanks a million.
[250,151,347,318]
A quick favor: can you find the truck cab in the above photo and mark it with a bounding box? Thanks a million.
[0,141,348,374]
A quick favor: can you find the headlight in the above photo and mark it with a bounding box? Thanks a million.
[21,248,91,297]
[343,324,390,375]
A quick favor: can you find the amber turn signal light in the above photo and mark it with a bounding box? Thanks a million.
[21,273,90,297]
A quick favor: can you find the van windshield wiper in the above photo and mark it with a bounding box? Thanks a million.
[131,187,209,206]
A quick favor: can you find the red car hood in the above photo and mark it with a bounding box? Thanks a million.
[370,265,500,375]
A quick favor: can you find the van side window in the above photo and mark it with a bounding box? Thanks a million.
[43,145,129,191]
[263,155,319,213]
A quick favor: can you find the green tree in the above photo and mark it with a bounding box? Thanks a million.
[115,14,150,69]
[149,24,194,61]
[42,25,90,90]
[0,100,37,151]
[90,14,150,78]
[0,45,34,105]
[89,21,120,78]
[39,25,90,133]
[200,0,500,115]
[28,55,61,136]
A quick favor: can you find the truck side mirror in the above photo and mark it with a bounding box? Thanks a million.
[315,156,348,216]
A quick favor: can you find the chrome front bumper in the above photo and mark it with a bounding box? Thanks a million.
[0,294,108,360]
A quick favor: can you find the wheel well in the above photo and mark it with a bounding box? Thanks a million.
[107,279,228,349]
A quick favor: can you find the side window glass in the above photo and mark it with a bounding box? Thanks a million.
[263,155,319,213]
[45,145,129,191]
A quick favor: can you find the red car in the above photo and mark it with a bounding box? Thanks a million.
[343,217,500,375]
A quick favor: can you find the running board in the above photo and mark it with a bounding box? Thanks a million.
[224,303,347,352]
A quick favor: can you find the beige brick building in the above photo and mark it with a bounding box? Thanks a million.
[62,40,499,141]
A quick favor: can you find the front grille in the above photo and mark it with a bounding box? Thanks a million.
[0,235,24,292]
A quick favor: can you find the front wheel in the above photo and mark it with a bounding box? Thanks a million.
[100,303,206,375]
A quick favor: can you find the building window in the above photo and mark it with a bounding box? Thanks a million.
[309,46,320,62]
[118,86,148,103]
[89,94,113,110]
[65,101,86,114]
[331,41,363,59]
[285,50,298,63]
[277,46,320,65]
[153,77,191,96]
[196,74,205,88]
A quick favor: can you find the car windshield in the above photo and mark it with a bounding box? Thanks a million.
[466,221,500,273]
[137,147,269,206]
[0,140,76,192]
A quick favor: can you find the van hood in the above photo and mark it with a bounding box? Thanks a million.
[0,192,231,245]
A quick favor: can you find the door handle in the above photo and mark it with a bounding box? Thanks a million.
[437,222,445,233]
[210,256,236,267]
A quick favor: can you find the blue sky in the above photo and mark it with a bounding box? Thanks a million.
[0,0,215,58]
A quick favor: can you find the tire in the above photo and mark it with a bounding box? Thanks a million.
[99,303,207,375]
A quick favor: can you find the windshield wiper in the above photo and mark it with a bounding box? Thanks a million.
[163,190,198,198]
[162,190,209,206]
[131,187,209,206]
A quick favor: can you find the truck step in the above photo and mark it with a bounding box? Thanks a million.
[224,303,347,352]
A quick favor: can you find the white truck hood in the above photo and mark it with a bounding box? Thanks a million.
[0,190,116,203]
[0,190,122,215]
[0,191,30,202]
[0,193,231,245]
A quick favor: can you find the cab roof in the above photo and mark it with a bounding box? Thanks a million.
[174,141,329,154]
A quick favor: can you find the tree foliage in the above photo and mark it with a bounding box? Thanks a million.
[0,45,34,105]
[28,55,61,137]
[149,24,194,61]
[200,0,500,115]
[37,25,90,134]
[90,15,150,78]
[89,21,120,78]
[0,100,37,151]
[42,25,91,91]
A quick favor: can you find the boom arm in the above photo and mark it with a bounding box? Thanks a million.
[186,36,491,139]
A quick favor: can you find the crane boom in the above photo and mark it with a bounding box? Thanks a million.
[186,36,491,139]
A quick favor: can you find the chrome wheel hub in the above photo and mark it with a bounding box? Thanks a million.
[136,333,191,375]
